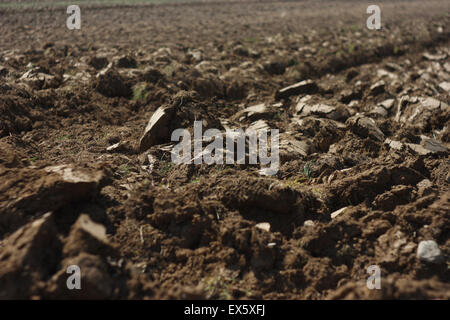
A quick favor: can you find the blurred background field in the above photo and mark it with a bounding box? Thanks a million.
[0,0,197,9]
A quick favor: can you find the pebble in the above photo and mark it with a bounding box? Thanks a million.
[303,220,315,227]
[255,222,271,232]
[417,240,443,263]
[331,207,348,219]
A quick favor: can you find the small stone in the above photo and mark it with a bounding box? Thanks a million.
[406,143,432,155]
[417,179,433,189]
[244,103,267,117]
[380,99,395,110]
[346,115,385,142]
[255,222,271,232]
[417,179,434,197]
[339,89,360,103]
[304,220,315,227]
[417,240,443,263]
[422,52,447,61]
[384,138,404,151]
[298,103,349,121]
[275,80,318,100]
[385,62,403,72]
[233,103,273,121]
[420,135,448,153]
[139,105,175,152]
[369,80,385,95]
[421,97,441,110]
[106,142,121,152]
[106,141,131,153]
[438,82,450,92]
[370,106,388,117]
[377,69,396,79]
[258,167,278,176]
[186,49,203,63]
[348,100,359,108]
[331,207,348,219]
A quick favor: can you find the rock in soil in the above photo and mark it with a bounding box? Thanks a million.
[275,80,319,100]
[417,240,444,264]
[139,104,176,152]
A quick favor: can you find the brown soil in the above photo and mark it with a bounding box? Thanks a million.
[0,0,449,299]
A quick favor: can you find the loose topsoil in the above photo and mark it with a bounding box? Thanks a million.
[0,0,449,299]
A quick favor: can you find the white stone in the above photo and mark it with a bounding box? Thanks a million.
[331,207,348,219]
[439,82,450,92]
[255,222,271,232]
[417,240,443,263]
[303,220,315,227]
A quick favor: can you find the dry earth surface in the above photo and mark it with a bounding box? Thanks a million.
[0,0,449,299]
